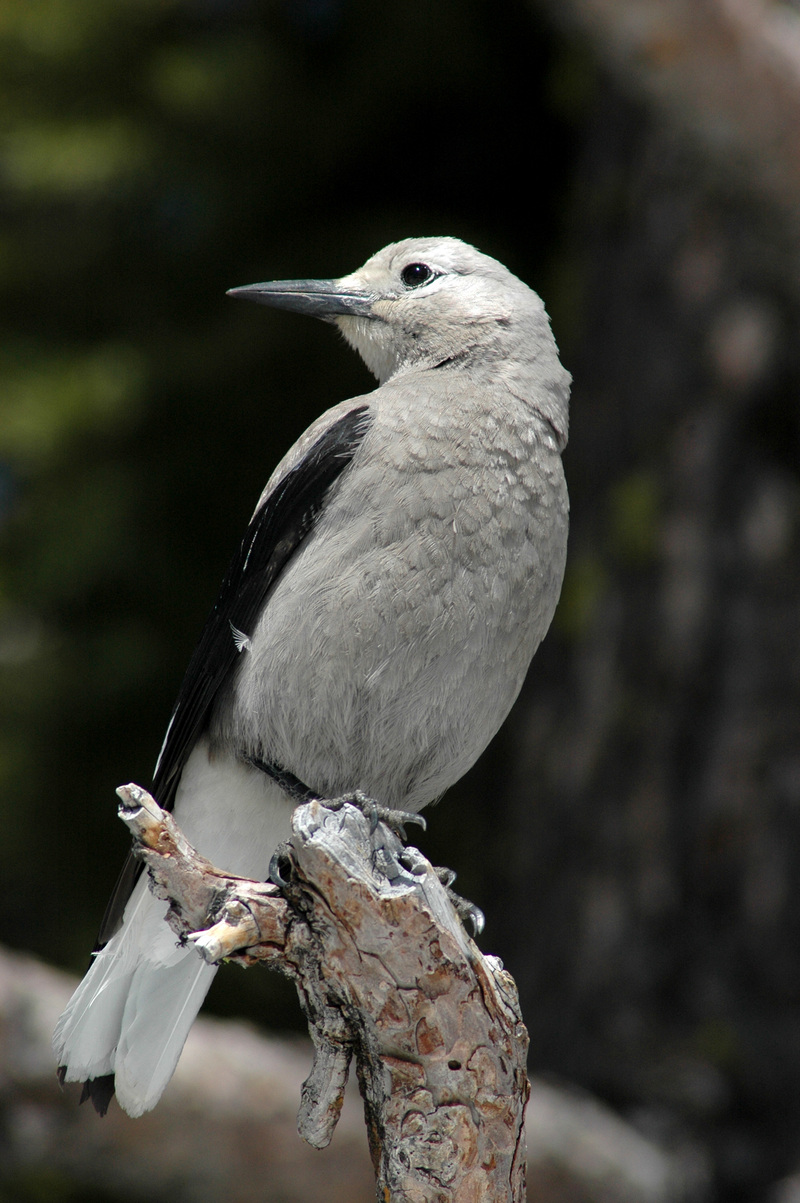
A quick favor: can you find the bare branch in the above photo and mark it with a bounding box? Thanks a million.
[0,944,703,1200]
[117,783,529,1202]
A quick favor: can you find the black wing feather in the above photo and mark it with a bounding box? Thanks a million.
[97,404,373,946]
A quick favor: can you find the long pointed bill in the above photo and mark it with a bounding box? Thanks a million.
[226,278,373,320]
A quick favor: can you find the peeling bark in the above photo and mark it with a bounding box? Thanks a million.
[116,784,530,1203]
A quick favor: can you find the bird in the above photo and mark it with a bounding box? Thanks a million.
[53,236,571,1118]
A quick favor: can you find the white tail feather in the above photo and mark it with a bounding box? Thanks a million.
[54,741,293,1115]
[114,953,217,1116]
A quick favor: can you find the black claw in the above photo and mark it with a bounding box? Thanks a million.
[446,891,485,937]
[324,791,425,843]
[466,904,485,937]
[269,844,294,888]
[373,846,406,881]
[297,788,484,934]
[433,865,485,937]
[377,806,425,840]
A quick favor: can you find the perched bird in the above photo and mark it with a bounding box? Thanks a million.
[53,237,571,1117]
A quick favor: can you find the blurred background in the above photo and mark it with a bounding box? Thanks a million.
[1,0,799,1199]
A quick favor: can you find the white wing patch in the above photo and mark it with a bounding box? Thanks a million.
[154,707,178,777]
[230,622,252,653]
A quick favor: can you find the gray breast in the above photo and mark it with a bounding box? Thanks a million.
[213,386,568,811]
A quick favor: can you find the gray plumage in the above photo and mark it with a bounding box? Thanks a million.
[53,236,571,1117]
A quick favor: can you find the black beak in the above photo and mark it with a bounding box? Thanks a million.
[226,278,373,320]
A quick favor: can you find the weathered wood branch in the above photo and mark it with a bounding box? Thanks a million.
[116,783,530,1203]
[2,944,697,1203]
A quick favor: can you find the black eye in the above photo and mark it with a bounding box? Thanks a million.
[401,262,434,289]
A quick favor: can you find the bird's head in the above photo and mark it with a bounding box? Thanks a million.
[228,236,570,447]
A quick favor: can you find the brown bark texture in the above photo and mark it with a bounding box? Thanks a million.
[0,941,702,1203]
[115,783,530,1203]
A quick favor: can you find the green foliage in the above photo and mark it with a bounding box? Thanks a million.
[0,344,144,461]
[554,550,608,640]
[607,468,661,565]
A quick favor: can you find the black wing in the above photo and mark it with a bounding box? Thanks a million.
[97,404,373,946]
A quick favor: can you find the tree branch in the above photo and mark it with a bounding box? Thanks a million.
[116,783,530,1202]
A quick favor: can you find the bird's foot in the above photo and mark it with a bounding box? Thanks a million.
[271,792,483,937]
[268,793,425,890]
[322,791,429,884]
[322,796,484,935]
[268,841,295,889]
[433,865,485,937]
[322,789,427,842]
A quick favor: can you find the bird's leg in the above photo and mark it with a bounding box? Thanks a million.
[248,754,428,842]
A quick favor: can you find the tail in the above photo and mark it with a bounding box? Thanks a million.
[53,877,217,1115]
[53,741,293,1116]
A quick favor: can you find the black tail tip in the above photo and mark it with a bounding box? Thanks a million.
[77,1073,116,1116]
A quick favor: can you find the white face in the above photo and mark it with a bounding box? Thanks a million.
[332,238,528,383]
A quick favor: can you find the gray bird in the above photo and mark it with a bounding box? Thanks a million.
[53,236,571,1117]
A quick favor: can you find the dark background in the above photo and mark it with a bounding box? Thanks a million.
[1,1,799,1199]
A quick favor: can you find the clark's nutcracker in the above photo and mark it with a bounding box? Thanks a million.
[53,237,571,1118]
